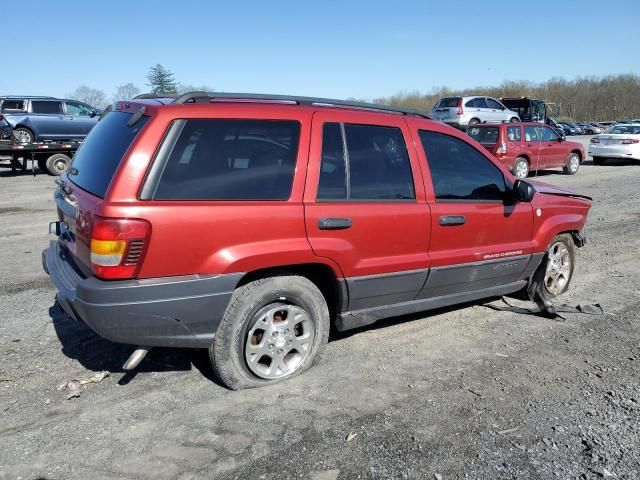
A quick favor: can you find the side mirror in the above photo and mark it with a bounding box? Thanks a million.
[89,110,99,117]
[558,135,566,142]
[513,180,535,202]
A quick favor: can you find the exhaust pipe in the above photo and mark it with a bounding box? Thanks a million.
[123,347,150,370]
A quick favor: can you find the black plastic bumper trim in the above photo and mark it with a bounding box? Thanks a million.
[43,240,243,348]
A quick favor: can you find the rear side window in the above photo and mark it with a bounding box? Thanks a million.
[473,97,488,108]
[152,119,300,200]
[68,111,149,197]
[31,101,63,114]
[467,126,499,144]
[317,123,415,201]
[1,99,25,112]
[419,130,507,201]
[436,97,460,108]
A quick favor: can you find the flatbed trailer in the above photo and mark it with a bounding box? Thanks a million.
[0,141,81,176]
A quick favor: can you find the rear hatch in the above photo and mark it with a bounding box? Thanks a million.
[466,125,501,153]
[55,110,149,276]
[432,97,461,120]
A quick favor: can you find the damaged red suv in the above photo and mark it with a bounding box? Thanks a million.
[43,93,591,389]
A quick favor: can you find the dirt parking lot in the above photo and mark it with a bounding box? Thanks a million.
[1,137,639,480]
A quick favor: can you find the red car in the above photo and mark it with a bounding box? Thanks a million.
[43,93,591,389]
[466,122,585,179]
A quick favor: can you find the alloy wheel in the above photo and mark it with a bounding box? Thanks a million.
[244,303,315,380]
[544,241,572,296]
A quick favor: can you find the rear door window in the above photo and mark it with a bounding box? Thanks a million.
[31,101,63,114]
[151,119,301,200]
[68,111,149,197]
[467,126,499,144]
[524,126,541,142]
[419,130,507,201]
[506,126,522,141]
[317,123,415,201]
[474,97,488,109]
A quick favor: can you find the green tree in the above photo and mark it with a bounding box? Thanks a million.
[146,64,177,95]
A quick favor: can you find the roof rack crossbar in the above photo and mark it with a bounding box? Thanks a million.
[168,91,431,119]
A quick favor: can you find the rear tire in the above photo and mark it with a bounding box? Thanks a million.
[563,152,580,175]
[512,157,529,179]
[592,156,605,166]
[210,274,330,390]
[45,153,71,176]
[13,127,34,144]
[510,117,519,123]
[468,118,480,126]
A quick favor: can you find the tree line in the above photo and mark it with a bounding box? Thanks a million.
[67,65,639,122]
[67,64,213,109]
[371,74,640,122]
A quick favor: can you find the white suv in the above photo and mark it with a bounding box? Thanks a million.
[431,96,520,130]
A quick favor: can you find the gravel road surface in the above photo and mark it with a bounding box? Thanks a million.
[1,138,639,479]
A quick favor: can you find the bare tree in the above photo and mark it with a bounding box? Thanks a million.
[113,83,141,101]
[67,86,108,109]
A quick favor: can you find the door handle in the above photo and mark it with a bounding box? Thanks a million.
[439,215,466,226]
[318,217,352,230]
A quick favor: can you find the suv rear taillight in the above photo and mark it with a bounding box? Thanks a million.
[90,216,151,280]
[456,98,463,116]
[496,142,507,155]
[622,139,639,144]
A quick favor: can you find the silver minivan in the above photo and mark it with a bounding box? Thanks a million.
[431,96,520,129]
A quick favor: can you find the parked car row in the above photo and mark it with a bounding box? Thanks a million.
[0,95,100,144]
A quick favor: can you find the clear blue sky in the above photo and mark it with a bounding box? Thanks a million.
[2,0,639,100]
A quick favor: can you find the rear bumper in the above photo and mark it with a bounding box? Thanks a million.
[588,145,640,160]
[43,240,243,348]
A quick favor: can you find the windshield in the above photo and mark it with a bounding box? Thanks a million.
[606,125,640,135]
[68,111,149,197]
[467,126,499,144]
[435,97,460,108]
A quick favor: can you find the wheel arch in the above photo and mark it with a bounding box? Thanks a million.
[570,149,583,161]
[237,262,347,319]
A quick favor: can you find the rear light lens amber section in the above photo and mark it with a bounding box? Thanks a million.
[90,216,150,280]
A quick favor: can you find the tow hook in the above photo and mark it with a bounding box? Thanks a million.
[123,347,151,370]
[572,232,587,248]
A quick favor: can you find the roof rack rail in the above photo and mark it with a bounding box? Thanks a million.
[169,91,431,119]
[133,93,178,100]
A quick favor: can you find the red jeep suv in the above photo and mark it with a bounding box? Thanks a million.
[467,122,585,179]
[43,93,591,389]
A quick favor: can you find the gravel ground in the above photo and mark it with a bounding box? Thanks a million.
[1,138,639,480]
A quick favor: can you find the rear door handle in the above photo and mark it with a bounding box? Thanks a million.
[318,217,352,230]
[439,215,466,226]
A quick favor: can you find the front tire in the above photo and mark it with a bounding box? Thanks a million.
[210,274,330,390]
[528,234,575,305]
[563,152,580,175]
[512,157,529,179]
